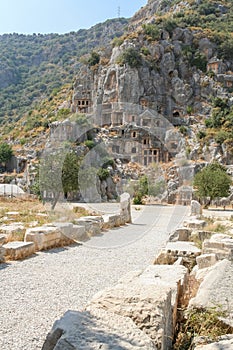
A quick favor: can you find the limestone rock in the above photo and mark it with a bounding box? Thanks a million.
[154,241,201,269]
[189,259,233,327]
[3,241,35,260]
[87,264,188,349]
[190,200,202,217]
[203,234,233,261]
[190,230,213,243]
[183,219,206,229]
[196,254,218,270]
[25,226,61,251]
[169,227,192,242]
[42,308,157,350]
[120,192,132,223]
[0,223,25,242]
[194,335,233,350]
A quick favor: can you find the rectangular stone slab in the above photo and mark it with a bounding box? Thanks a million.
[3,241,35,260]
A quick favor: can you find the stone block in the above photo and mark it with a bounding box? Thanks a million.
[0,223,25,241]
[68,225,87,242]
[3,241,35,260]
[42,308,157,350]
[154,241,201,269]
[184,219,206,229]
[190,200,202,216]
[203,234,233,260]
[169,227,192,242]
[102,214,122,229]
[51,222,76,245]
[74,217,103,237]
[25,226,61,251]
[189,259,233,327]
[120,192,132,223]
[196,254,218,269]
[87,265,184,349]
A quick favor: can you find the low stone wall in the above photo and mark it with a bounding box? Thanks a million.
[0,192,132,262]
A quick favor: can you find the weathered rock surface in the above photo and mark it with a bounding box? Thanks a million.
[189,259,233,327]
[190,200,202,217]
[194,335,233,350]
[203,234,233,261]
[0,223,25,241]
[184,219,207,229]
[0,234,7,245]
[154,241,201,268]
[169,227,192,242]
[190,230,213,243]
[25,226,62,251]
[196,253,218,270]
[3,241,35,260]
[87,264,188,349]
[42,308,157,350]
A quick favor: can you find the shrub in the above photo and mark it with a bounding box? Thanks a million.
[97,168,110,181]
[117,47,142,68]
[192,52,207,72]
[142,24,160,41]
[197,130,206,140]
[141,47,150,56]
[84,140,95,149]
[133,193,143,205]
[179,126,188,136]
[111,37,124,47]
[214,130,229,144]
[88,51,100,67]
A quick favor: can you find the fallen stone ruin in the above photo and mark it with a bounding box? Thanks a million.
[0,193,131,262]
[42,208,233,350]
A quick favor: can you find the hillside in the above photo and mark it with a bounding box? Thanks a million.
[0,17,128,123]
[0,0,233,204]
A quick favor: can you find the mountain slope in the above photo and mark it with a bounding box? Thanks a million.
[0,18,128,122]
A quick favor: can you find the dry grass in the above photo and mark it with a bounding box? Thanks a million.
[205,223,227,234]
[174,307,233,350]
[0,196,45,213]
[0,197,94,242]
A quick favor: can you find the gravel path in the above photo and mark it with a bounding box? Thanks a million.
[0,205,189,350]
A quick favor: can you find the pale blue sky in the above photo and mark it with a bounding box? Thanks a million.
[0,0,147,35]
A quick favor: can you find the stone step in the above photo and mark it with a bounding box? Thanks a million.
[3,241,35,260]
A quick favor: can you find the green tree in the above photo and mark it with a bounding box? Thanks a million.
[193,163,232,206]
[0,142,13,171]
[133,175,148,204]
[62,151,82,197]
[0,142,13,163]
[39,150,82,209]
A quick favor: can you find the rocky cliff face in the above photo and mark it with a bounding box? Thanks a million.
[70,0,233,169]
[73,1,233,124]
